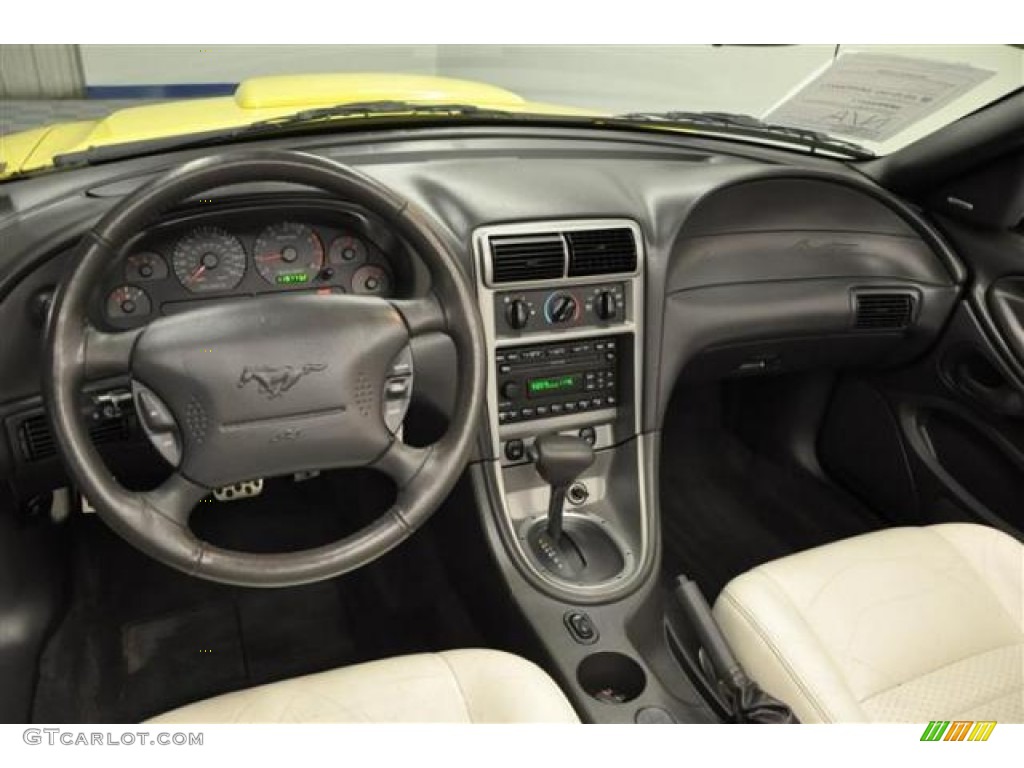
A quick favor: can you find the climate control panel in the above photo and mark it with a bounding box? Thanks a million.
[494,282,627,336]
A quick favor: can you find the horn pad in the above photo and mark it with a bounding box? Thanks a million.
[131,293,409,487]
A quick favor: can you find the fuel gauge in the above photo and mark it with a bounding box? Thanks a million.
[351,265,392,296]
[106,285,153,321]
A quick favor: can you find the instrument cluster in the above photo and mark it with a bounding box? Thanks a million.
[100,208,399,329]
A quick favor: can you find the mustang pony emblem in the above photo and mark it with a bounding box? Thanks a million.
[237,363,328,399]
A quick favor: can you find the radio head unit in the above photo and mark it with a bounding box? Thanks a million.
[496,335,622,424]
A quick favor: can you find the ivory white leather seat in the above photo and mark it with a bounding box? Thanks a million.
[713,523,1024,723]
[149,649,579,723]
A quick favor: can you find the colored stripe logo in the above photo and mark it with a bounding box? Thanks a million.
[920,721,996,741]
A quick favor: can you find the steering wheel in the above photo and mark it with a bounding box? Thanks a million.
[44,150,485,587]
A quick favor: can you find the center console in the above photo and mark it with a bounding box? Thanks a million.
[473,219,652,601]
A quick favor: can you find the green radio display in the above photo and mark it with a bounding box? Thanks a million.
[527,373,581,397]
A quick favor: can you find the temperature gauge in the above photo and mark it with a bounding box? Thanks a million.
[106,285,152,322]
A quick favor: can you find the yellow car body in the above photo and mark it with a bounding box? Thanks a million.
[0,73,600,179]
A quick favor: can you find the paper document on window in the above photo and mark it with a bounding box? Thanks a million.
[763,53,995,142]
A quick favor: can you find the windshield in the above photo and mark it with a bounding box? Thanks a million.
[1,44,1021,172]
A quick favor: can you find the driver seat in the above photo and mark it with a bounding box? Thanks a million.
[148,649,579,723]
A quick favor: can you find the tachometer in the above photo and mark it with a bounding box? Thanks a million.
[124,252,169,282]
[253,222,325,286]
[171,226,247,294]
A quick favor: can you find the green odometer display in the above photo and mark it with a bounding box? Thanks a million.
[527,373,580,397]
[276,273,310,285]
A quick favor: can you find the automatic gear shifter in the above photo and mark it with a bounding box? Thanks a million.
[527,434,622,583]
[532,433,595,542]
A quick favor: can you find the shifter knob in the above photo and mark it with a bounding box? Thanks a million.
[531,433,595,487]
[531,434,595,543]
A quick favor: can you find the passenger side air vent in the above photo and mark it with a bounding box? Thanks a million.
[16,412,132,463]
[567,228,638,277]
[853,292,915,330]
[489,234,566,283]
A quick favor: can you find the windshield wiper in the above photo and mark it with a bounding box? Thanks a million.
[242,100,514,130]
[52,100,518,168]
[613,110,874,159]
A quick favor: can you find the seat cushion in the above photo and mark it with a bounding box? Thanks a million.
[148,649,579,723]
[712,523,1024,723]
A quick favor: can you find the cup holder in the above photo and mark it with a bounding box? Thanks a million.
[577,652,646,704]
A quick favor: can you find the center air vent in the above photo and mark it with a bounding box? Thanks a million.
[567,228,638,277]
[854,292,915,330]
[489,234,566,283]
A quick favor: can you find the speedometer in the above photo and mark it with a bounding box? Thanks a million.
[171,226,247,294]
[253,222,324,286]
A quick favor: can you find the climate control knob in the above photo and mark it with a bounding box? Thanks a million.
[595,290,618,321]
[505,299,530,330]
[546,293,578,324]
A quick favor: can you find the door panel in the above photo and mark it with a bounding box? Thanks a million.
[990,277,1024,372]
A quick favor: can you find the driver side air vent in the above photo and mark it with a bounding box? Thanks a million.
[489,234,566,283]
[853,292,916,330]
[567,228,638,276]
[16,412,132,463]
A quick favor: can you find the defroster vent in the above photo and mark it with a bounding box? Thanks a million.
[567,228,638,277]
[489,234,566,283]
[854,292,915,330]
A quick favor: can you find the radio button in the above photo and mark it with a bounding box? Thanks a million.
[500,381,521,400]
[521,407,535,418]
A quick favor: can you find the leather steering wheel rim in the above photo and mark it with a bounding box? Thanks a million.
[44,150,485,587]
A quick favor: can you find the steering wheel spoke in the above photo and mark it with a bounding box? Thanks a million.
[140,472,209,527]
[373,438,432,489]
[83,324,142,379]
[391,294,447,338]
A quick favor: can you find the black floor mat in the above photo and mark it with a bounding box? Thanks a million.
[32,471,483,723]
[659,383,887,601]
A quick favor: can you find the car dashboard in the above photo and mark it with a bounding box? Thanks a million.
[0,126,967,723]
